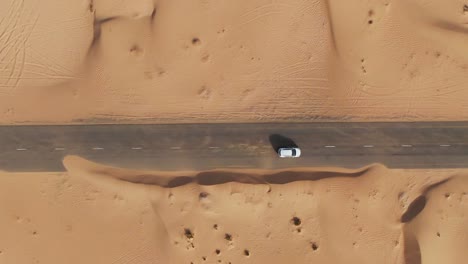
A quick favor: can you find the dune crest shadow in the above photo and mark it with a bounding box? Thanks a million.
[400,177,454,264]
[63,155,381,188]
[403,229,422,264]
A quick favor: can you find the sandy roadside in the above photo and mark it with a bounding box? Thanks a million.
[1,156,467,263]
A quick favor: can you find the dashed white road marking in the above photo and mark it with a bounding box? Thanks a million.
[13,142,460,154]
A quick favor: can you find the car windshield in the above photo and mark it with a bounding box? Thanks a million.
[291,149,296,156]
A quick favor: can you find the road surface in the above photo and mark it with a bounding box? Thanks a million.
[1,122,468,172]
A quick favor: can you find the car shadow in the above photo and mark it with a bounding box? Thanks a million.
[268,134,299,152]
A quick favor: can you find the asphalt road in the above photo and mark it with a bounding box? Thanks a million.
[1,122,468,172]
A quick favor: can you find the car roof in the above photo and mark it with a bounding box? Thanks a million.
[279,147,299,151]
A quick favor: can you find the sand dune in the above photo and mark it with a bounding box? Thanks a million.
[62,155,376,187]
[1,157,466,263]
[403,176,468,264]
[1,0,468,124]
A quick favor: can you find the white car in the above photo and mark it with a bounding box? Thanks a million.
[278,147,301,158]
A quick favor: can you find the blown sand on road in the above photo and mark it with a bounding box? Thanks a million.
[1,0,468,123]
[1,156,467,263]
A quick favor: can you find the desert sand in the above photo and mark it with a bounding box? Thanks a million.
[1,0,468,263]
[1,156,467,263]
[1,0,468,123]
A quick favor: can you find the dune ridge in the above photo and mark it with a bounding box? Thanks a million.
[60,155,465,264]
[63,155,378,187]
